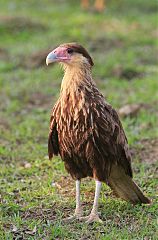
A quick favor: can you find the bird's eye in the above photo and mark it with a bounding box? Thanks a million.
[67,48,74,54]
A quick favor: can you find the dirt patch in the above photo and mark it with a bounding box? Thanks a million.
[0,16,47,34]
[21,48,53,69]
[26,92,53,109]
[118,102,158,119]
[0,117,10,130]
[131,138,158,163]
[0,48,9,60]
[9,91,53,113]
[89,37,124,52]
[112,65,144,80]
[52,176,75,196]
[118,103,142,118]
[21,204,56,221]
[18,47,58,69]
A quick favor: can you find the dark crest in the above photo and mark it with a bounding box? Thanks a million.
[61,43,94,67]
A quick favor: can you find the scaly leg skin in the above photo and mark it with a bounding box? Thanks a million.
[63,180,83,222]
[79,180,103,224]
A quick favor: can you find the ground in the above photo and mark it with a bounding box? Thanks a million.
[0,0,158,239]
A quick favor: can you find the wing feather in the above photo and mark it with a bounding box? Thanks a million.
[84,87,133,179]
[48,103,60,159]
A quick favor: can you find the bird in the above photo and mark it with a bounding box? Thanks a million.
[46,43,150,223]
[81,0,105,12]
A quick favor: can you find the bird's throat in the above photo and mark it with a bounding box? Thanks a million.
[60,65,92,95]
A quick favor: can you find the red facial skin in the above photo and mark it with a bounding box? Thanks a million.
[46,46,71,65]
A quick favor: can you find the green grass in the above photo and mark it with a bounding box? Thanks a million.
[0,0,158,239]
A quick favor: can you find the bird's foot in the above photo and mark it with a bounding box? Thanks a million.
[63,208,83,223]
[79,213,103,224]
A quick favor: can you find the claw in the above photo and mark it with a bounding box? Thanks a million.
[86,213,103,224]
[63,208,83,223]
[79,213,103,224]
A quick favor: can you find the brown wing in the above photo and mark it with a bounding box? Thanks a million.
[48,103,60,159]
[84,87,133,181]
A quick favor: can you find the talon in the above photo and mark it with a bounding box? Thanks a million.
[79,213,103,224]
[86,214,103,224]
[75,208,83,218]
[63,208,83,223]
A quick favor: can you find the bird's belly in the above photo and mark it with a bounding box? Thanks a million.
[58,127,93,179]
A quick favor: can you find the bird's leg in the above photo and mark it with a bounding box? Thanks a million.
[63,180,82,222]
[81,0,89,9]
[94,0,105,12]
[79,180,103,223]
[74,179,82,217]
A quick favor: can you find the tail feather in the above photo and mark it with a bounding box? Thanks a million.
[108,165,151,204]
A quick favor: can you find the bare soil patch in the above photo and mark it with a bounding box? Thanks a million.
[26,92,53,109]
[0,16,47,33]
[112,65,144,80]
[0,48,9,60]
[118,102,158,118]
[89,37,124,52]
[22,48,52,69]
[22,204,56,221]
[18,47,58,69]
[131,138,158,163]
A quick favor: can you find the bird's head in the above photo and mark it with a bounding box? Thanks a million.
[46,43,94,68]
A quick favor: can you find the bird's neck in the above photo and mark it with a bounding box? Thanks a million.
[60,64,92,96]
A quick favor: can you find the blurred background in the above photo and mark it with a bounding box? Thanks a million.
[0,0,158,239]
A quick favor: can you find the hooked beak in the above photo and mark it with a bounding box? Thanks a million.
[46,46,70,65]
[46,52,58,65]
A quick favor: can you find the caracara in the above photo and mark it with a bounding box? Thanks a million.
[81,0,105,12]
[46,43,150,223]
